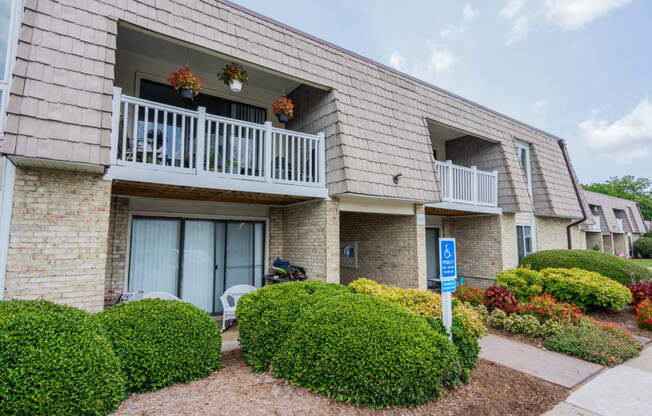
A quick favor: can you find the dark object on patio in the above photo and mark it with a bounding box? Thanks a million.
[267,257,307,282]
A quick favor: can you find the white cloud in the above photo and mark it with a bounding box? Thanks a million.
[500,0,526,18]
[580,99,652,164]
[463,3,477,22]
[543,0,631,30]
[441,3,477,39]
[389,51,406,71]
[428,48,457,73]
[505,16,529,44]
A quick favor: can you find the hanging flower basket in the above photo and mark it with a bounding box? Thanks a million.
[168,65,202,99]
[273,97,294,123]
[218,63,248,93]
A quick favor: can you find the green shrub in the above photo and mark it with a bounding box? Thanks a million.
[520,249,652,285]
[544,318,641,366]
[349,279,484,373]
[236,281,351,372]
[0,300,126,415]
[98,299,222,393]
[539,268,631,311]
[540,319,564,337]
[487,308,507,329]
[591,244,601,251]
[272,293,463,408]
[495,268,544,302]
[503,314,542,337]
[634,237,652,258]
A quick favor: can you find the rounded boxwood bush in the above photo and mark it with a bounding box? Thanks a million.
[98,299,222,393]
[236,281,352,372]
[520,249,652,285]
[0,300,126,416]
[540,268,632,311]
[495,268,545,301]
[634,237,652,258]
[271,293,463,408]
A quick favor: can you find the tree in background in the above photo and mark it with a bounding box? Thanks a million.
[583,176,652,221]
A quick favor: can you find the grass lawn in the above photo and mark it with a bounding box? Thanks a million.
[631,258,652,268]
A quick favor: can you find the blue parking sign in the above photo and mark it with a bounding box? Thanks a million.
[439,238,457,280]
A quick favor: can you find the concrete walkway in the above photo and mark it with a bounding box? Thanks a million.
[546,346,652,416]
[479,334,604,389]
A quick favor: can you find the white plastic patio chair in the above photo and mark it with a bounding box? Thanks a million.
[142,291,181,301]
[220,284,256,332]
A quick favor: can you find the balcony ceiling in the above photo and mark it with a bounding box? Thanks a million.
[117,25,302,95]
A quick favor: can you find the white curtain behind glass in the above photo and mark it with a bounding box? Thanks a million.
[181,221,215,312]
[129,219,180,295]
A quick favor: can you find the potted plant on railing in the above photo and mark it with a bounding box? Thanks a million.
[218,62,248,93]
[272,97,294,123]
[168,65,202,100]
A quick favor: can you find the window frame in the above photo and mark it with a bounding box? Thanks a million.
[0,0,24,136]
[515,139,532,197]
[516,224,533,263]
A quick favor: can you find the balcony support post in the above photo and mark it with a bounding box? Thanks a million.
[318,131,326,187]
[446,160,453,202]
[471,165,477,205]
[493,170,498,206]
[110,87,122,166]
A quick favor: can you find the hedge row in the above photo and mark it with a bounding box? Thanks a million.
[496,267,632,311]
[237,281,467,408]
[519,249,652,285]
[0,299,222,415]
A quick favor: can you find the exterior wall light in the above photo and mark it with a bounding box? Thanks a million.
[393,173,403,184]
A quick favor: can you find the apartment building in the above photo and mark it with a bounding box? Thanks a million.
[0,0,587,312]
[581,189,649,257]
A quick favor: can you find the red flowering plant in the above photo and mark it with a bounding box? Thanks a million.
[217,62,248,86]
[628,282,652,305]
[272,97,294,117]
[453,285,484,306]
[168,65,202,96]
[517,293,583,325]
[635,299,652,331]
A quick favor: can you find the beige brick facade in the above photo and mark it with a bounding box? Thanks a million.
[3,166,112,312]
[500,213,519,270]
[269,200,339,283]
[104,196,129,305]
[339,209,426,290]
[603,234,614,255]
[586,232,603,251]
[535,216,586,251]
[613,234,627,257]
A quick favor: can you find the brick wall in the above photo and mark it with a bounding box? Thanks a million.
[613,234,627,257]
[603,234,614,255]
[500,213,519,270]
[536,216,572,251]
[444,215,502,285]
[104,196,129,306]
[4,167,111,312]
[586,232,603,251]
[339,210,426,289]
[269,200,339,283]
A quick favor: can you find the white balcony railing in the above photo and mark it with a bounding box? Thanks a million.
[435,160,498,207]
[108,88,326,197]
[587,214,602,232]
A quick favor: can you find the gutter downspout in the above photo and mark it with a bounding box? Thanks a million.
[558,139,588,249]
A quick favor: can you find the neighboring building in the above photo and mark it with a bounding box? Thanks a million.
[0,0,587,312]
[581,190,649,257]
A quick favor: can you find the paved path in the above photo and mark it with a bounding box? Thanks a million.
[546,346,652,416]
[479,334,604,389]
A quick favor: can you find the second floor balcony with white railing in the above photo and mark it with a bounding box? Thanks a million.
[435,160,498,208]
[106,87,327,199]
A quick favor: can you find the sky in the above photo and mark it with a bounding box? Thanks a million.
[231,0,652,184]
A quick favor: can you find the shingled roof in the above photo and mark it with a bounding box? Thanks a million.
[582,190,647,234]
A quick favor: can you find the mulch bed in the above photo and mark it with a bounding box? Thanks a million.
[587,305,652,340]
[111,350,568,416]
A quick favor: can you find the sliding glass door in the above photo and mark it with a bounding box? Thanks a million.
[128,217,265,314]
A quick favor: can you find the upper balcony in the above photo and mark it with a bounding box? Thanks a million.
[586,214,602,232]
[105,88,327,199]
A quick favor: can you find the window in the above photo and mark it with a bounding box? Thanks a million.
[516,225,533,263]
[0,0,23,135]
[515,140,532,193]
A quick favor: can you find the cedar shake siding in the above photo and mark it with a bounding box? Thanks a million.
[2,0,583,217]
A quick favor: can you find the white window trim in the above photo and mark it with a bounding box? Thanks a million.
[0,0,24,136]
[516,223,535,264]
[514,139,533,198]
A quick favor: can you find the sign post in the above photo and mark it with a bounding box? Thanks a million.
[439,238,457,340]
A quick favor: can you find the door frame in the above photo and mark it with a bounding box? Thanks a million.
[123,211,268,313]
[425,225,441,280]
